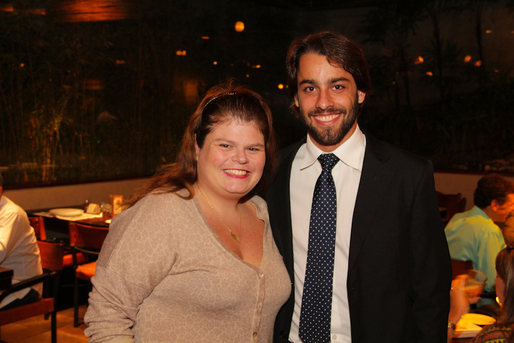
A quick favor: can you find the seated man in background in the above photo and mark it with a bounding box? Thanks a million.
[0,174,42,310]
[445,174,514,306]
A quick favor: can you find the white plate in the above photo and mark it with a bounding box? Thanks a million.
[462,313,496,326]
[454,320,482,338]
[49,208,84,217]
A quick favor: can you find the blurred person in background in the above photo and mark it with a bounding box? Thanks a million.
[0,173,42,310]
[446,174,514,307]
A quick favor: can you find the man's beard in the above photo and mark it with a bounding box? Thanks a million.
[299,97,360,147]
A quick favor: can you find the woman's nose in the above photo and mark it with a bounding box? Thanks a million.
[233,148,248,163]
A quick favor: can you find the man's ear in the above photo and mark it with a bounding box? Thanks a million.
[294,94,299,108]
[358,91,366,104]
[491,199,500,211]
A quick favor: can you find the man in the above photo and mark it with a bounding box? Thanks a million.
[0,174,42,310]
[266,30,451,343]
[445,175,514,304]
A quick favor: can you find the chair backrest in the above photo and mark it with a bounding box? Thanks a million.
[37,241,65,271]
[451,259,473,279]
[437,191,467,222]
[0,241,65,337]
[28,216,47,241]
[68,222,109,251]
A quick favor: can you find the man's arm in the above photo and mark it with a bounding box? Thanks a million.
[0,210,20,262]
[409,162,452,342]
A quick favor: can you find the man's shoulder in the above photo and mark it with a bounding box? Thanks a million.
[278,137,306,162]
[363,133,433,175]
[0,196,27,218]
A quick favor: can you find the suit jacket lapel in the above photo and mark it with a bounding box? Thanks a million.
[267,138,306,277]
[348,134,393,273]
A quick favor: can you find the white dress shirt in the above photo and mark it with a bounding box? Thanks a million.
[289,126,366,343]
[0,196,42,308]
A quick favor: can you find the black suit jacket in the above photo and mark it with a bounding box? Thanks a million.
[266,133,452,343]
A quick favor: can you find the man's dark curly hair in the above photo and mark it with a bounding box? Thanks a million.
[474,174,514,208]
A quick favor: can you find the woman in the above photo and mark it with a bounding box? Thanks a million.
[84,82,291,342]
[467,245,514,342]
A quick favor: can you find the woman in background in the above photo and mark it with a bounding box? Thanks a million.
[468,245,514,342]
[84,81,291,343]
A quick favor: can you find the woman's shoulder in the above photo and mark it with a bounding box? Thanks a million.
[471,323,512,343]
[133,188,192,209]
[249,194,267,211]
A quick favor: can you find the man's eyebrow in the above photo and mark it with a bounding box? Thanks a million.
[330,77,350,83]
[298,77,351,86]
[298,79,315,86]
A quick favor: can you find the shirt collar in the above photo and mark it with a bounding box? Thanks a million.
[299,125,366,171]
[469,205,493,221]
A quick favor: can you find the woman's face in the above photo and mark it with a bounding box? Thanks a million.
[195,118,266,200]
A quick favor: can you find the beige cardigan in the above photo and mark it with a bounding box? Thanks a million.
[84,190,290,343]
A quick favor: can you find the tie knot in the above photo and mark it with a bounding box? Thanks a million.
[318,153,339,171]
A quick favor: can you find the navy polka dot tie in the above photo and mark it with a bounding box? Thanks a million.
[299,153,339,343]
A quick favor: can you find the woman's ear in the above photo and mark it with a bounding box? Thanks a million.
[194,134,200,160]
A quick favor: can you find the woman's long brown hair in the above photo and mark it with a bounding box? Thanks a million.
[494,244,514,342]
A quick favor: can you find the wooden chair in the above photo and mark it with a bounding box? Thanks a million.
[0,241,65,343]
[28,215,47,241]
[451,259,473,279]
[28,216,87,268]
[437,191,467,222]
[68,222,109,327]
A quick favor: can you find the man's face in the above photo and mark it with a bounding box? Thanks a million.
[491,193,514,222]
[294,52,366,152]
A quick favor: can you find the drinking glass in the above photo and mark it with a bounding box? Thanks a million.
[464,269,487,298]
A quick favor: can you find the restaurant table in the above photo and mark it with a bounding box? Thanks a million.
[0,267,13,290]
[29,208,111,241]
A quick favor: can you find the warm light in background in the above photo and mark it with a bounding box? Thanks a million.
[85,79,104,90]
[278,84,284,89]
[20,63,24,67]
[201,36,209,40]
[246,74,250,78]
[486,30,492,34]
[415,56,424,64]
[0,4,14,12]
[235,21,245,32]
[426,71,433,76]
[116,60,125,65]
[56,0,132,22]
[176,50,186,56]
[475,60,482,67]
[464,55,472,63]
[213,61,218,65]
[252,65,261,68]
